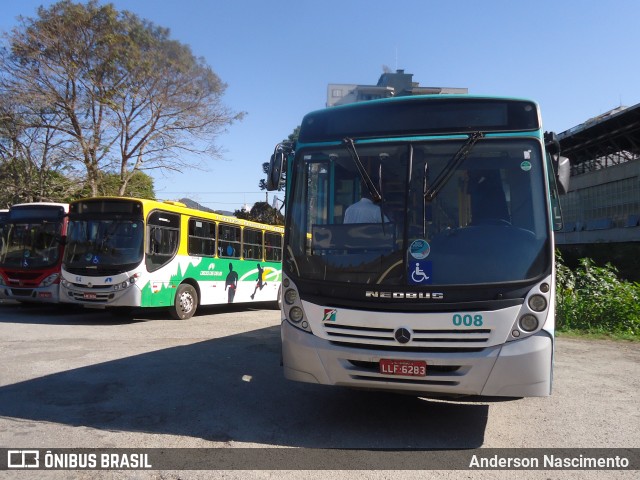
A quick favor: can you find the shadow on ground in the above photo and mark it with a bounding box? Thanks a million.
[0,315,488,448]
[0,300,277,326]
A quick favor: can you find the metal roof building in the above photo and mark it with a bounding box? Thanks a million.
[556,102,640,245]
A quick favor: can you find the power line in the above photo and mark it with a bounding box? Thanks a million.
[158,191,264,194]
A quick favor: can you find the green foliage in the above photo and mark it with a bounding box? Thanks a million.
[98,171,155,199]
[234,201,284,226]
[72,171,155,200]
[0,157,79,206]
[556,254,640,338]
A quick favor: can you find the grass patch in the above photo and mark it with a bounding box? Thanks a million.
[555,329,638,342]
[556,254,639,341]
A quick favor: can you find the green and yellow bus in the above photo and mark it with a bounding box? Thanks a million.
[60,197,283,319]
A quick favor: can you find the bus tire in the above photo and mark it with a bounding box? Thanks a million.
[170,283,198,320]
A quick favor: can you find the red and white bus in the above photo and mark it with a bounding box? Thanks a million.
[0,202,69,303]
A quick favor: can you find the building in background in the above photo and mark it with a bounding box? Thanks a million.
[556,102,640,278]
[327,69,467,107]
[556,103,640,244]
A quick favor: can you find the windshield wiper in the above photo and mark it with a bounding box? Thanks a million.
[343,137,383,203]
[424,131,484,202]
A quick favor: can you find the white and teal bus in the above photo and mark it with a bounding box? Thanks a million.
[60,197,283,319]
[267,95,569,397]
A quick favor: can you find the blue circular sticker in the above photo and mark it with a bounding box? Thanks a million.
[409,239,431,260]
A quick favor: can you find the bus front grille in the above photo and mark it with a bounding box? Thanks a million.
[9,288,35,297]
[323,322,491,349]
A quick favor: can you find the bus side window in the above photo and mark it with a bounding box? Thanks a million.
[188,218,216,257]
[219,224,241,259]
[146,210,180,272]
[244,228,263,260]
[265,232,283,261]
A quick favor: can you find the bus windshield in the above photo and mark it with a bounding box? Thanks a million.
[64,219,144,272]
[287,137,550,286]
[0,221,63,269]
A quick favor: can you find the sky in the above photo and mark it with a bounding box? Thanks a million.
[2,0,639,212]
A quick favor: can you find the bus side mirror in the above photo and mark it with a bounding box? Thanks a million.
[266,151,285,191]
[554,156,570,195]
[545,131,570,195]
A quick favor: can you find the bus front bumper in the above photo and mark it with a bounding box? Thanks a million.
[60,283,142,307]
[281,320,553,397]
[2,284,61,303]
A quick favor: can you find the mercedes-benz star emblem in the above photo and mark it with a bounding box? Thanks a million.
[394,327,412,344]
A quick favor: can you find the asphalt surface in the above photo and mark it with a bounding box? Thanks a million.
[0,299,637,479]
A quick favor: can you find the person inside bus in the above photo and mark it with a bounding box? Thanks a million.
[468,170,510,225]
[219,242,236,257]
[344,189,390,224]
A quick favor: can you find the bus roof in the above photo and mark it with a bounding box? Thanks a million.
[10,202,69,212]
[298,94,541,144]
[70,197,284,233]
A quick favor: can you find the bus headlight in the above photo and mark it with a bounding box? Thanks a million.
[114,277,138,291]
[40,273,59,287]
[284,289,297,305]
[289,306,304,323]
[519,314,539,332]
[528,294,547,312]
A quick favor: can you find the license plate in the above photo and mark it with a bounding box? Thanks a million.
[380,359,427,377]
[83,293,97,299]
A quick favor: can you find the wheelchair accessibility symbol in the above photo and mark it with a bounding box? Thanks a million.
[408,260,432,285]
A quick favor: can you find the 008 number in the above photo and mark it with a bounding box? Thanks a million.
[452,313,483,327]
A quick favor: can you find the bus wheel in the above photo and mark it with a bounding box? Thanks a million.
[170,284,198,320]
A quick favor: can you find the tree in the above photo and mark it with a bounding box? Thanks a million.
[0,93,81,205]
[99,171,155,199]
[1,0,243,197]
[1,87,153,206]
[259,125,299,191]
[234,201,284,226]
[74,170,155,200]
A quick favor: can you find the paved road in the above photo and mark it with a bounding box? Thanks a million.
[0,300,637,479]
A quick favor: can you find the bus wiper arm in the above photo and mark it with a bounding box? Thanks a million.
[343,138,382,203]
[424,131,484,202]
